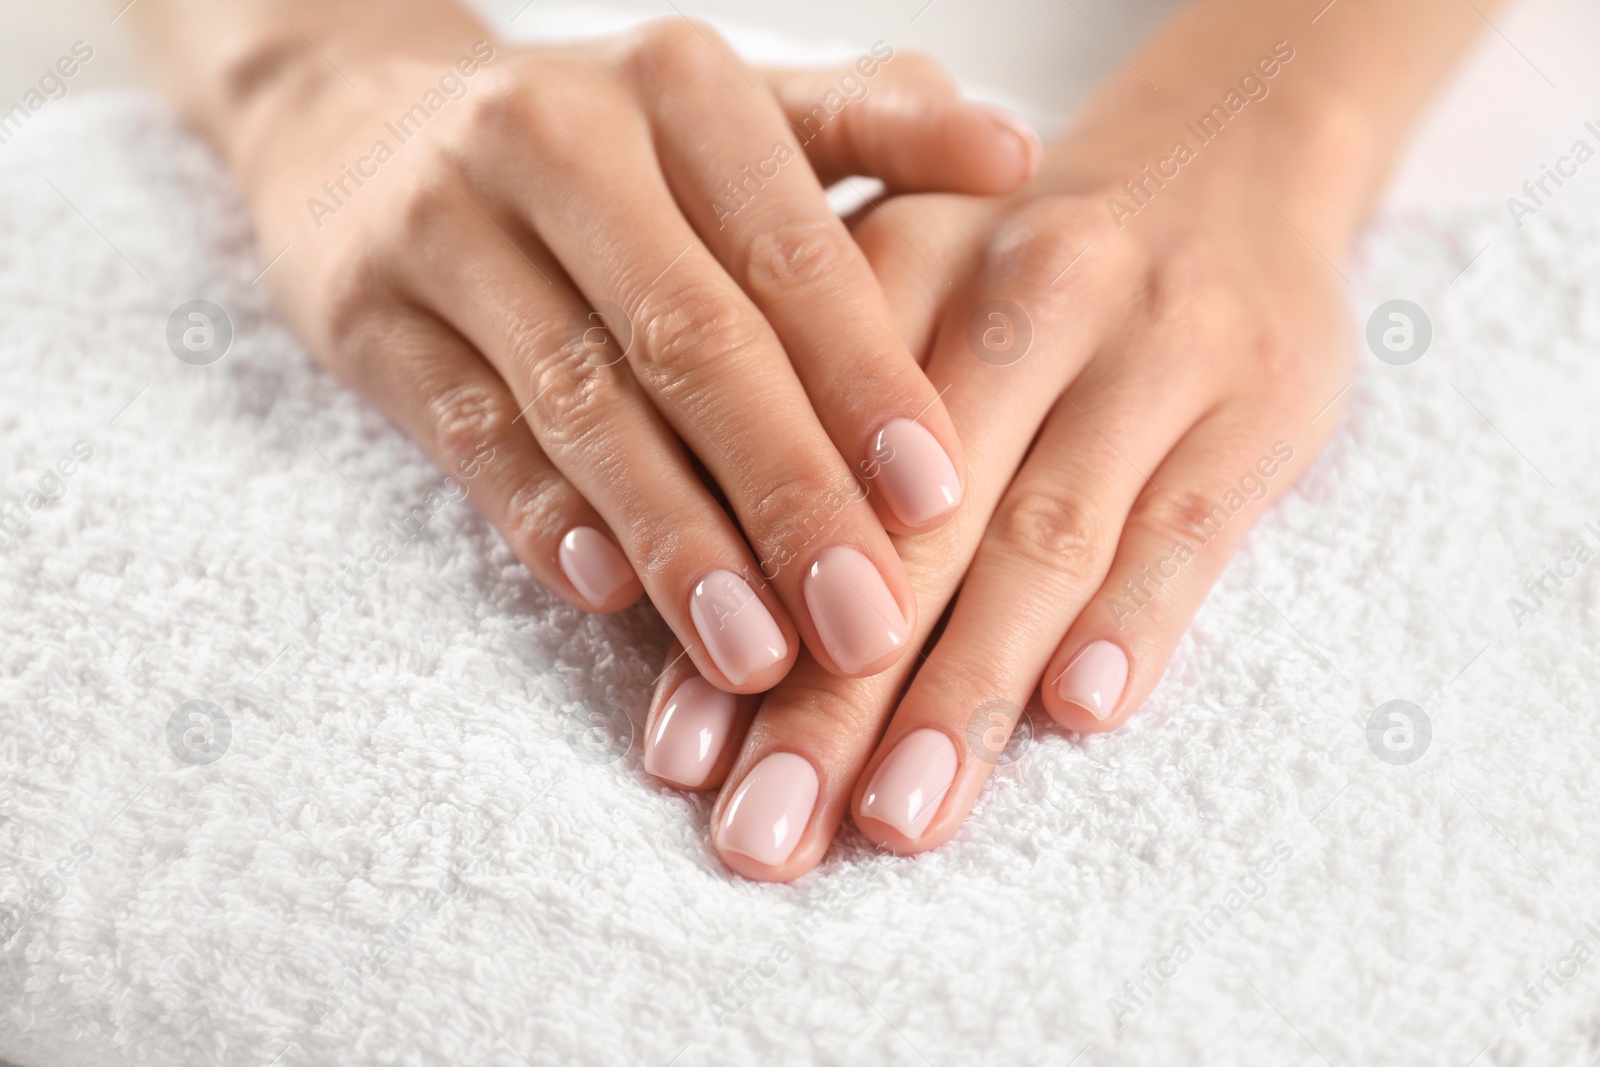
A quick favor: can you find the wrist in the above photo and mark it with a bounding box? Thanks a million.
[135,0,496,179]
[1044,81,1382,252]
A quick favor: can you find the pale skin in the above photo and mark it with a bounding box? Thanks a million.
[127,0,1039,693]
[130,0,1496,880]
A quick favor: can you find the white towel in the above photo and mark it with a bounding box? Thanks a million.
[4,17,1600,1067]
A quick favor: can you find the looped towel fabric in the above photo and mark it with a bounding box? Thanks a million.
[3,11,1600,1067]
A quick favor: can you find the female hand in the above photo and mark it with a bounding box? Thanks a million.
[128,0,1040,691]
[639,0,1491,878]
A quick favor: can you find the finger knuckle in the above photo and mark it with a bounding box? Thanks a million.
[994,489,1107,583]
[882,49,951,89]
[767,680,874,735]
[989,197,1105,274]
[1139,250,1251,343]
[317,262,391,358]
[746,472,842,552]
[428,380,512,469]
[616,508,681,584]
[502,470,577,554]
[391,173,460,249]
[633,283,764,390]
[743,219,857,300]
[458,63,594,171]
[625,18,730,87]
[456,66,525,140]
[521,334,611,452]
[1127,485,1238,554]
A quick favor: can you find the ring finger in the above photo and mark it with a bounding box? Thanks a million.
[402,199,799,693]
[849,355,1209,851]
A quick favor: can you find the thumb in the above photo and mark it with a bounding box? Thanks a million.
[758,51,1041,195]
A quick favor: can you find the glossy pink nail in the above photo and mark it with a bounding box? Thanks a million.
[715,752,819,866]
[1055,640,1129,720]
[558,527,635,608]
[861,729,958,839]
[977,102,1042,179]
[689,570,787,686]
[643,676,737,789]
[803,545,908,674]
[871,418,962,528]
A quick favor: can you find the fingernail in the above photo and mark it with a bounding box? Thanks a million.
[861,728,958,839]
[558,527,635,608]
[871,418,963,528]
[1055,640,1129,720]
[803,545,908,675]
[643,675,738,789]
[715,752,819,866]
[689,569,788,686]
[978,102,1042,180]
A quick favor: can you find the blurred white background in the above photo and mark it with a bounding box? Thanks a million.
[4,0,1600,214]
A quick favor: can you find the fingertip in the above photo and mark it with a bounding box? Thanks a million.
[711,750,824,882]
[642,671,749,791]
[1042,638,1132,732]
[1041,695,1124,734]
[577,581,646,614]
[973,102,1043,186]
[869,416,965,534]
[802,544,915,679]
[557,526,643,612]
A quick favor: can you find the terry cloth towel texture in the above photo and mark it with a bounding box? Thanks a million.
[5,14,1600,1067]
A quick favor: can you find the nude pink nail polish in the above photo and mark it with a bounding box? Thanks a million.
[716,752,819,866]
[861,729,958,839]
[558,527,635,608]
[977,102,1043,178]
[871,418,963,528]
[1055,640,1129,720]
[803,546,908,675]
[643,676,737,789]
[689,570,787,686]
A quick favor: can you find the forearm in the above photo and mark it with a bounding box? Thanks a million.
[1050,0,1498,246]
[120,0,489,163]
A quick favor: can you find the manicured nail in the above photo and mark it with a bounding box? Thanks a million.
[1055,640,1129,720]
[715,752,819,866]
[689,569,788,686]
[643,676,738,789]
[978,102,1042,179]
[558,527,635,608]
[803,545,907,674]
[871,418,963,528]
[861,729,958,839]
